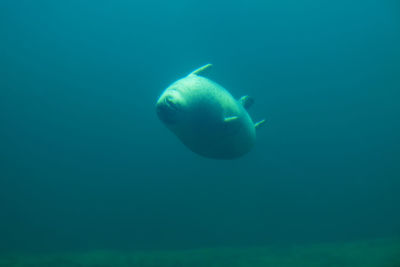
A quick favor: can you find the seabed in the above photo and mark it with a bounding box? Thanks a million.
[0,238,399,267]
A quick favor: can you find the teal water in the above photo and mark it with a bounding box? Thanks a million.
[0,0,399,262]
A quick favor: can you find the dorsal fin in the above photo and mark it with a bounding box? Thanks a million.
[239,95,254,110]
[189,63,213,76]
[254,119,266,129]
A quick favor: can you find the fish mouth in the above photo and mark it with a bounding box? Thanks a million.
[164,96,178,111]
[156,96,179,124]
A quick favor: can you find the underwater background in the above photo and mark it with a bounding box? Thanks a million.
[1,0,400,266]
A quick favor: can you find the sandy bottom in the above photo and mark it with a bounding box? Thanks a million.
[1,238,399,267]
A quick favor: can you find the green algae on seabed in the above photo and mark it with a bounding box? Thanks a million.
[0,238,399,267]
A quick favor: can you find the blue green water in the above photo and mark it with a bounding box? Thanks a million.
[0,0,399,261]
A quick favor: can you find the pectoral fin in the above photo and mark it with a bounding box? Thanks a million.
[224,116,239,123]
